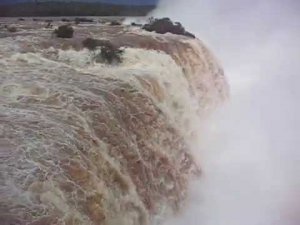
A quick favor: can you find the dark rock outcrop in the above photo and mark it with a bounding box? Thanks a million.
[61,18,71,22]
[75,17,94,24]
[54,25,74,38]
[6,26,17,33]
[131,22,143,27]
[95,45,123,64]
[143,17,196,38]
[110,20,122,26]
[82,38,123,64]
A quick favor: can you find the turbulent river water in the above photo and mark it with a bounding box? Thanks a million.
[0,18,228,225]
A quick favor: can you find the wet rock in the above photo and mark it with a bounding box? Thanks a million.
[95,45,123,64]
[61,18,71,22]
[45,19,53,29]
[75,17,94,24]
[54,25,74,38]
[143,17,195,38]
[82,38,123,64]
[131,22,142,27]
[45,22,53,29]
[6,26,17,33]
[184,31,196,38]
[110,20,122,26]
[82,38,112,50]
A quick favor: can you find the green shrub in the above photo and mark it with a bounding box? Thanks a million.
[96,45,123,64]
[143,17,195,38]
[82,38,123,64]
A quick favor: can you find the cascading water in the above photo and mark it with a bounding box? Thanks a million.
[0,18,228,225]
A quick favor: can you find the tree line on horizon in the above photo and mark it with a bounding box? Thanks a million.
[0,2,155,17]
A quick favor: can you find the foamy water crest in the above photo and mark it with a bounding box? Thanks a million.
[152,0,300,225]
[0,18,229,224]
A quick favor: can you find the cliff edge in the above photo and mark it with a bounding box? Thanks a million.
[0,19,228,225]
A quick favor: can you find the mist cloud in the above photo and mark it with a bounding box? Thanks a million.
[151,1,300,225]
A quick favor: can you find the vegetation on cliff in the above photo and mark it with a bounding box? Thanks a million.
[0,2,155,17]
[143,17,196,38]
[82,38,124,64]
[54,25,74,38]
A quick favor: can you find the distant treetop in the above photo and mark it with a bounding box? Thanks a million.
[0,0,159,6]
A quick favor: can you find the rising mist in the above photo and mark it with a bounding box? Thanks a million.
[151,1,300,225]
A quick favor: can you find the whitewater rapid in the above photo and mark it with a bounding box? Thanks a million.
[0,18,228,225]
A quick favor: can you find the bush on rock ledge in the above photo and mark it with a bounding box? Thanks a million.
[143,17,195,38]
[54,25,74,38]
[82,38,124,64]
